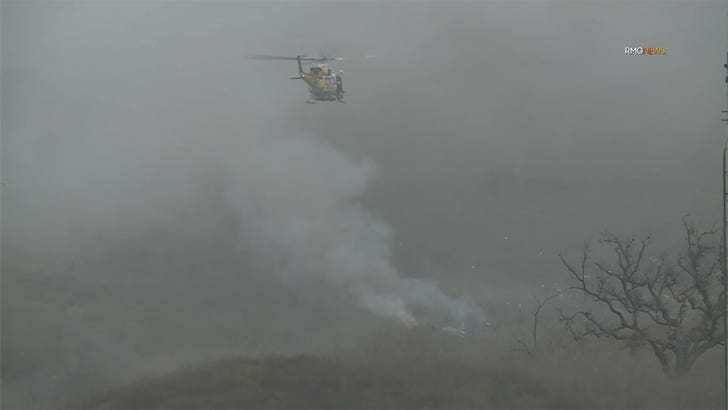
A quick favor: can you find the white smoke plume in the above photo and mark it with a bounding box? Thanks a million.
[225,132,485,329]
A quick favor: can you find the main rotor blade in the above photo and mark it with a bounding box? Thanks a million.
[249,53,374,63]
[248,54,327,62]
[248,54,300,61]
[319,55,374,63]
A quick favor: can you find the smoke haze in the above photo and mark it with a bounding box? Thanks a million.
[2,1,726,408]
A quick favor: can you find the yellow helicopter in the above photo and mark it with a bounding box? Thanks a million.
[250,54,345,103]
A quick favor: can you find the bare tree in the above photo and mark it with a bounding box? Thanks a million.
[515,293,560,356]
[559,218,726,377]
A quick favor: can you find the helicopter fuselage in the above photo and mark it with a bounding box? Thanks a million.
[294,57,344,102]
[298,73,343,101]
[250,54,345,103]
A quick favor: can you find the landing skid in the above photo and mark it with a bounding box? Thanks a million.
[304,100,344,104]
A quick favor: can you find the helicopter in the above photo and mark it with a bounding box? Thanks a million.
[250,54,346,103]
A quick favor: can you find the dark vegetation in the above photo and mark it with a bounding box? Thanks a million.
[73,338,723,410]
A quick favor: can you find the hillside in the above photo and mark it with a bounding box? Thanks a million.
[72,348,723,409]
[75,355,570,409]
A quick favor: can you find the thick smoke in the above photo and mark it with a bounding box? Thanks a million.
[226,132,484,328]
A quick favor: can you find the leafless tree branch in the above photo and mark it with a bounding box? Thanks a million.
[559,218,726,377]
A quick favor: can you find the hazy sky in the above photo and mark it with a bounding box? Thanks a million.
[2,1,727,407]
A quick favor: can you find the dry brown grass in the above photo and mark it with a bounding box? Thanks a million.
[69,328,724,410]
